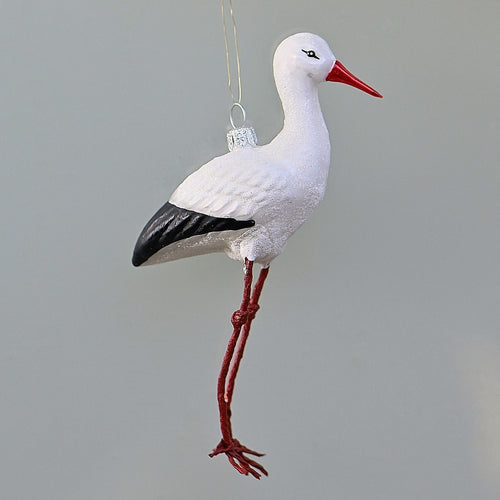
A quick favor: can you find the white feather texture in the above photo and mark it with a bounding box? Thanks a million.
[165,33,336,265]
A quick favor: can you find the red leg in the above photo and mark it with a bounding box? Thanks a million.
[225,266,269,405]
[216,258,253,443]
[209,261,270,479]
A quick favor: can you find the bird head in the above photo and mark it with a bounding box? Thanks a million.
[273,32,382,98]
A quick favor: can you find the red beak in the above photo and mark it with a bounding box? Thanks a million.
[326,60,382,98]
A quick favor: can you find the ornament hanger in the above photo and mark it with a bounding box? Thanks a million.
[221,0,242,113]
[221,0,257,151]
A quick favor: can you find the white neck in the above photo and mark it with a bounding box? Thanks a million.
[270,71,331,168]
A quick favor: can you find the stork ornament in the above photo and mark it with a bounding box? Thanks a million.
[133,33,382,479]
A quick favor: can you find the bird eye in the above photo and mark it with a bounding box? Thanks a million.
[302,49,319,60]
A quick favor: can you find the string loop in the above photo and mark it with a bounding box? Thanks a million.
[229,102,246,129]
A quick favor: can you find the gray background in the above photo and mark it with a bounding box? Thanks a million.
[1,1,499,499]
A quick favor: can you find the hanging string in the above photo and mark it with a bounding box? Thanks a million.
[221,0,242,106]
[221,0,251,130]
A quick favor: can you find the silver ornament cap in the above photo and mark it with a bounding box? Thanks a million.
[227,126,257,152]
[226,102,258,152]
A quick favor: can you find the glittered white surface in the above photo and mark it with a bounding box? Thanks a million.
[169,34,334,265]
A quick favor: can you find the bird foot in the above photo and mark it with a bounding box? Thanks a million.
[209,438,268,479]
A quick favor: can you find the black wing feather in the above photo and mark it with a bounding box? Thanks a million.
[132,202,254,266]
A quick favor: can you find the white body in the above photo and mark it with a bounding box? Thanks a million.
[156,33,337,266]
